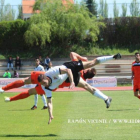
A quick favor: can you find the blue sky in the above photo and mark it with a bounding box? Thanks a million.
[4,0,22,5]
[3,0,140,18]
[75,0,140,17]
[76,0,134,4]
[4,0,136,5]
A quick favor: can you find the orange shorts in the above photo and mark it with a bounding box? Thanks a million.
[31,71,45,84]
[35,84,45,95]
[133,84,140,92]
[59,81,70,88]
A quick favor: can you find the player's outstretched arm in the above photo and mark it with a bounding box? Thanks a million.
[47,98,54,124]
[60,68,75,89]
[70,52,88,61]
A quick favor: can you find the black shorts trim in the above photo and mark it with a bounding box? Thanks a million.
[59,68,61,74]
[47,97,52,99]
[63,60,84,72]
[45,87,53,91]
[136,89,139,91]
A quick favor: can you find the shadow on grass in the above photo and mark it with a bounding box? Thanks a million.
[108,109,138,111]
[8,109,31,111]
[0,134,58,137]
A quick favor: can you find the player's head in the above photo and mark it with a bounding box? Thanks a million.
[49,62,52,68]
[38,74,51,87]
[135,52,140,61]
[35,58,40,66]
[84,68,96,79]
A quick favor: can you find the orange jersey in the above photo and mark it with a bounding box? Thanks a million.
[31,71,45,84]
[35,84,45,95]
[132,61,140,82]
[80,70,86,81]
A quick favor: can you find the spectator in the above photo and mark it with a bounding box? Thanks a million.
[44,56,51,70]
[13,70,19,78]
[48,61,52,69]
[3,70,11,78]
[38,55,44,66]
[7,56,13,70]
[15,56,21,70]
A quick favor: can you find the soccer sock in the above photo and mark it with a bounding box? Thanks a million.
[96,56,114,64]
[2,80,24,91]
[41,95,47,106]
[34,94,38,106]
[10,90,30,101]
[93,89,108,101]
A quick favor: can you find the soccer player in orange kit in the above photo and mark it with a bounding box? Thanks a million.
[131,52,140,100]
[1,52,121,124]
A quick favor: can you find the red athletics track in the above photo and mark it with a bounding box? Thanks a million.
[4,86,132,93]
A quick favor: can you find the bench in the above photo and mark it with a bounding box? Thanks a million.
[0,58,134,83]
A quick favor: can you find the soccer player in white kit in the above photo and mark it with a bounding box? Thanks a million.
[31,58,48,110]
[1,52,121,124]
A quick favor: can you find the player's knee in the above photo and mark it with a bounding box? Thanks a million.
[24,77,31,84]
[94,58,99,64]
[28,88,36,95]
[83,83,89,90]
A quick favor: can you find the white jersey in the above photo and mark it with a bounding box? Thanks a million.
[42,65,68,98]
[34,65,45,71]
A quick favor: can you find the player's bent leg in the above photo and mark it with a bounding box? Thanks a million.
[40,94,48,110]
[28,88,38,95]
[31,94,38,110]
[77,78,112,108]
[133,85,140,99]
[82,61,97,70]
[77,78,95,94]
[32,84,48,110]
[24,76,32,84]
[82,54,121,69]
[1,79,26,92]
[5,88,37,102]
[0,87,4,93]
[1,76,31,92]
[5,90,31,102]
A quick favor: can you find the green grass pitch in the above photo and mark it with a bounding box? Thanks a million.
[0,90,140,140]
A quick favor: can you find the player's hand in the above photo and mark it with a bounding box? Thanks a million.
[69,82,75,89]
[48,116,54,124]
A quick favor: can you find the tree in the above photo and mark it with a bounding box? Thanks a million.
[104,0,108,18]
[17,5,22,19]
[0,0,15,21]
[98,0,104,17]
[25,0,105,50]
[130,0,139,17]
[121,3,127,17]
[0,0,5,21]
[33,0,43,11]
[113,0,119,18]
[86,0,97,16]
[4,4,15,20]
[98,0,108,18]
